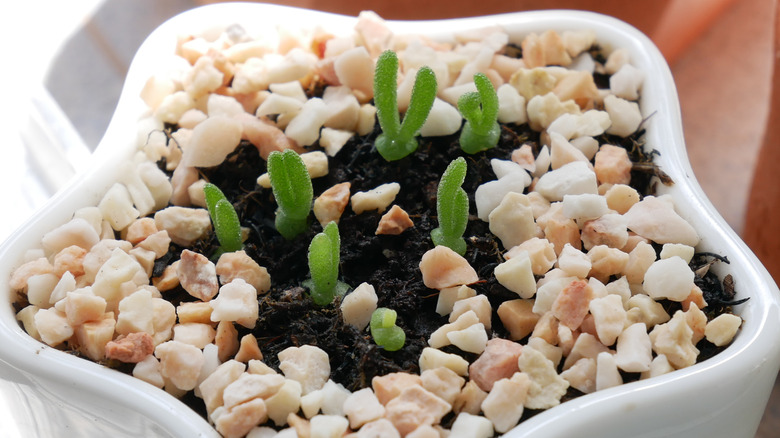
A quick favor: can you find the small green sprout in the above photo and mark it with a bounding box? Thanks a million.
[304,221,350,306]
[458,73,500,154]
[370,307,405,351]
[431,157,469,255]
[267,149,313,240]
[203,183,243,254]
[374,50,438,161]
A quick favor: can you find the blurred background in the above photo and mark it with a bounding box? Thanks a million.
[0,0,777,436]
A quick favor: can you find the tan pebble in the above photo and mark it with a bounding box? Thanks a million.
[314,182,352,226]
[53,246,87,277]
[649,311,699,369]
[604,184,639,215]
[419,246,479,290]
[153,261,180,292]
[684,302,708,345]
[553,70,598,110]
[469,338,523,392]
[587,245,629,283]
[372,372,422,405]
[511,144,536,173]
[376,205,414,235]
[137,230,172,259]
[498,299,540,341]
[239,113,299,160]
[177,250,219,301]
[216,320,240,363]
[384,385,451,436]
[215,398,268,438]
[452,380,488,415]
[530,312,560,346]
[288,413,311,438]
[552,279,594,330]
[594,145,632,185]
[216,250,271,294]
[681,285,708,311]
[9,258,54,291]
[234,334,264,362]
[705,314,742,347]
[125,218,159,245]
[105,332,155,363]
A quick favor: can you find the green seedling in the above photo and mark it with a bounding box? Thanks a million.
[374,50,437,161]
[267,149,313,240]
[458,72,500,154]
[370,307,405,351]
[431,157,469,255]
[304,221,350,306]
[203,182,243,254]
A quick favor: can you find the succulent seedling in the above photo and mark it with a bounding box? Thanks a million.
[431,157,469,255]
[458,73,500,154]
[267,149,314,240]
[304,221,350,306]
[203,182,243,254]
[370,307,405,351]
[373,50,437,161]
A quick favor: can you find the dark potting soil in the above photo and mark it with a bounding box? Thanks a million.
[139,110,743,428]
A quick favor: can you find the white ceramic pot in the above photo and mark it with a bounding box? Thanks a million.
[1,4,778,437]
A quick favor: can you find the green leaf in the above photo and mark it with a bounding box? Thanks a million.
[398,66,437,140]
[203,183,243,254]
[267,149,313,239]
[307,232,335,305]
[214,199,242,252]
[374,50,401,139]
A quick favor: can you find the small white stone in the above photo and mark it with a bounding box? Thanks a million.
[643,257,695,301]
[475,172,531,221]
[429,310,481,349]
[351,183,401,214]
[494,252,537,299]
[488,192,536,249]
[449,412,494,438]
[547,110,610,141]
[526,92,581,131]
[155,340,204,391]
[496,84,527,124]
[604,95,642,137]
[623,196,700,246]
[549,132,591,170]
[614,322,652,372]
[278,345,330,395]
[334,46,375,100]
[343,388,385,429]
[535,161,598,202]
[210,279,259,329]
[419,347,469,376]
[660,243,695,264]
[341,282,378,330]
[595,351,622,391]
[517,346,569,409]
[610,63,644,101]
[556,243,591,278]
[322,85,361,131]
[419,98,462,137]
[320,128,354,157]
[256,93,303,118]
[490,158,527,180]
[319,379,352,416]
[447,322,489,354]
[588,294,626,346]
[310,415,349,438]
[184,115,243,167]
[285,98,329,147]
[570,136,600,160]
[435,285,477,316]
[561,193,608,221]
[705,314,742,347]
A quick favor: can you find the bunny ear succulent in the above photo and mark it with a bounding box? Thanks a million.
[267,149,314,240]
[203,183,243,254]
[304,221,350,306]
[458,72,501,154]
[431,157,469,255]
[373,50,438,161]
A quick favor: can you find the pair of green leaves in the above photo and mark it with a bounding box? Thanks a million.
[431,157,469,255]
[370,307,405,351]
[374,50,438,161]
[267,149,313,240]
[458,72,500,154]
[304,221,350,306]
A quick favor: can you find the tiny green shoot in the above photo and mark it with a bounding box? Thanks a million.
[203,182,243,254]
[304,221,350,306]
[370,307,405,351]
[267,149,313,240]
[458,73,500,154]
[431,157,469,255]
[374,50,438,161]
